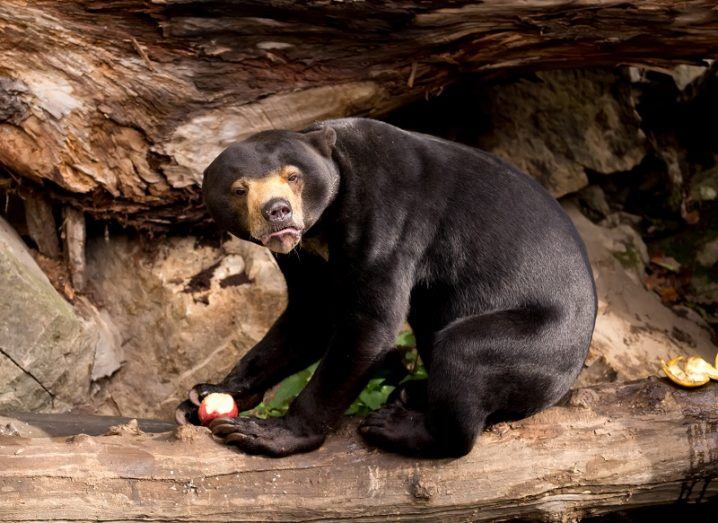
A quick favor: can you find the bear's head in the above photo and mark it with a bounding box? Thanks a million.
[202,127,339,254]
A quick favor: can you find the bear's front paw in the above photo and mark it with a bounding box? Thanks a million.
[209,416,325,457]
[174,383,263,426]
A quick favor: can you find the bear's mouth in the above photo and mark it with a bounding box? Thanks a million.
[259,227,302,246]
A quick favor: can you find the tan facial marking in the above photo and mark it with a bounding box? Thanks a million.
[241,165,304,240]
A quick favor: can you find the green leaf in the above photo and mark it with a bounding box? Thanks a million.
[365,377,386,389]
[344,402,362,415]
[357,381,395,410]
[240,361,320,418]
[242,402,268,419]
[395,329,416,347]
[403,349,418,363]
[239,353,426,421]
[650,255,682,273]
[269,372,308,407]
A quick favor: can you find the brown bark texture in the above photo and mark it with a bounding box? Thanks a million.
[0,379,716,522]
[0,1,717,227]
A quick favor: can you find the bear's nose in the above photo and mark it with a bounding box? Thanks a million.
[262,198,293,223]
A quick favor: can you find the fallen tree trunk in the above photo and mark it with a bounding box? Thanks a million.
[1,379,716,522]
[1,1,717,227]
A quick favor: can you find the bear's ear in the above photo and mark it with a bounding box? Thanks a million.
[303,126,336,157]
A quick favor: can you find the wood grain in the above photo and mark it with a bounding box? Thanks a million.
[0,378,716,521]
[1,1,717,227]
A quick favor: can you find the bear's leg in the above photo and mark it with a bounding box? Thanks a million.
[360,307,575,457]
[359,370,484,458]
[176,249,333,425]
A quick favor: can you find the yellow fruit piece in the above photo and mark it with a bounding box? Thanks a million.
[661,356,710,388]
[685,356,718,381]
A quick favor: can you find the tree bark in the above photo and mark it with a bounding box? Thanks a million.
[0,1,717,228]
[23,192,60,258]
[0,379,716,522]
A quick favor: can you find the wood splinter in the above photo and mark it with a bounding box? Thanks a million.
[24,193,61,259]
[62,207,86,292]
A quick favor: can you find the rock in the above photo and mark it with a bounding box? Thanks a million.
[104,418,143,437]
[597,213,650,283]
[670,64,709,91]
[0,422,21,437]
[630,63,709,91]
[171,423,211,443]
[0,216,96,412]
[690,164,718,202]
[478,70,646,197]
[85,234,285,420]
[565,204,717,386]
[75,297,124,382]
[697,237,718,267]
[576,185,612,220]
[688,275,718,306]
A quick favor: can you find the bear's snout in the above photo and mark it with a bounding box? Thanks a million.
[262,198,293,224]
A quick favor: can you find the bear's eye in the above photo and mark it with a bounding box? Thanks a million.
[287,173,300,183]
[232,186,247,197]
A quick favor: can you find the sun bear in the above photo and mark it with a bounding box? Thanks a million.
[175,117,597,458]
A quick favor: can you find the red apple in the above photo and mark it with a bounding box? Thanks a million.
[198,392,239,426]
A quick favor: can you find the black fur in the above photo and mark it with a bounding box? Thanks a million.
[176,118,597,458]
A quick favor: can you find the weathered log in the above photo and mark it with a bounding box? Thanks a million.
[0,379,716,522]
[1,1,717,228]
